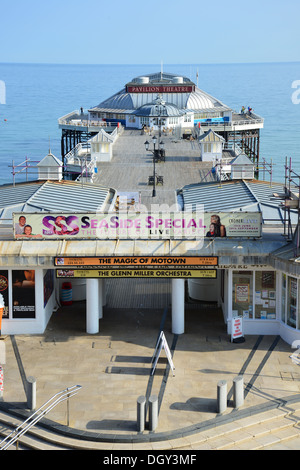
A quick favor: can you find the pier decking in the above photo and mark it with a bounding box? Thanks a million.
[93,129,218,208]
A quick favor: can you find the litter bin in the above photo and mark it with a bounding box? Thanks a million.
[61,282,72,306]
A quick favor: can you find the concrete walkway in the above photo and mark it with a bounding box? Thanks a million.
[1,298,300,450]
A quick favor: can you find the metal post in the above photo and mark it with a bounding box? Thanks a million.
[233,376,244,409]
[153,144,156,197]
[217,380,227,414]
[27,376,36,411]
[137,395,146,432]
[149,394,158,431]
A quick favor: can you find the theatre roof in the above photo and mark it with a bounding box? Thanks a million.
[89,72,231,114]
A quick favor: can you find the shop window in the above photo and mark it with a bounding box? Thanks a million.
[12,270,35,319]
[287,277,297,328]
[232,271,253,318]
[281,273,287,323]
[254,271,276,320]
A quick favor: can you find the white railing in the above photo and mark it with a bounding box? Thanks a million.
[199,114,264,128]
[0,385,82,450]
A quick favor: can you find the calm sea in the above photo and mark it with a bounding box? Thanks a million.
[0,62,299,185]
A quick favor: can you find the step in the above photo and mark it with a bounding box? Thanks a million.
[173,402,300,451]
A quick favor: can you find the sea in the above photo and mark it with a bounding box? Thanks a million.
[0,62,299,186]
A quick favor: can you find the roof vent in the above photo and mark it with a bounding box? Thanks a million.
[136,77,150,84]
[173,77,183,84]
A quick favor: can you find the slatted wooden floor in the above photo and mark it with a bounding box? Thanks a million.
[94,129,216,208]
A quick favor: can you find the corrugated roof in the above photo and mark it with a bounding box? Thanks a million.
[182,180,258,212]
[0,180,112,218]
[181,179,299,224]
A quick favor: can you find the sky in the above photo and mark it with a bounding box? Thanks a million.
[0,0,300,64]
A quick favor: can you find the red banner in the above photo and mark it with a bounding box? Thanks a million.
[127,85,194,93]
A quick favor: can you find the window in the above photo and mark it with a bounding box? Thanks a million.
[287,277,297,328]
[232,271,253,318]
[281,274,299,329]
[232,270,277,320]
[281,273,286,323]
[254,271,276,319]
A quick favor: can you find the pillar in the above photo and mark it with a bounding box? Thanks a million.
[86,279,99,334]
[102,279,107,307]
[171,279,185,335]
[98,279,103,319]
[217,380,227,414]
[27,376,36,410]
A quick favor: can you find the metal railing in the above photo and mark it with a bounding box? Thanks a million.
[0,385,82,450]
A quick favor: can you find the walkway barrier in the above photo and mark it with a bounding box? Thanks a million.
[217,380,227,414]
[27,376,36,411]
[149,395,158,431]
[233,376,244,408]
[137,395,146,432]
[0,385,82,450]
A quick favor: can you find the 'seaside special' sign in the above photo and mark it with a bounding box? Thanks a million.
[13,212,262,240]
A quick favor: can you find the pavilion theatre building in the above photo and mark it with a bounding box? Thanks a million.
[0,72,299,347]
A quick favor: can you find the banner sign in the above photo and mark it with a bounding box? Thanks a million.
[55,256,218,267]
[56,269,217,279]
[151,331,175,377]
[13,212,262,240]
[126,85,195,94]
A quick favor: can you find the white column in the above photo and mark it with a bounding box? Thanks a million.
[98,279,103,319]
[86,279,99,334]
[172,279,185,334]
[102,279,107,307]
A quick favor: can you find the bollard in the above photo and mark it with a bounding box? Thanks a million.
[149,394,158,431]
[233,376,244,409]
[217,380,227,414]
[137,395,146,432]
[27,376,36,411]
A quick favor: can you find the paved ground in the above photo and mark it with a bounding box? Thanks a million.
[1,297,300,450]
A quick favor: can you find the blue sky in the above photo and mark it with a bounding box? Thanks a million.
[0,0,299,64]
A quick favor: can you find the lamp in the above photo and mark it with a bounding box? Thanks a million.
[144,136,164,197]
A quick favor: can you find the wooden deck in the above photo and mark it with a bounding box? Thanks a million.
[93,129,216,209]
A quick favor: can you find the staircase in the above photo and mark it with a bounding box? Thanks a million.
[1,402,300,450]
[174,402,300,450]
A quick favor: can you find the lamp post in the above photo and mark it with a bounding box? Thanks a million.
[145,136,164,197]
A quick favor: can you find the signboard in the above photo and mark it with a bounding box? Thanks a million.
[13,212,262,240]
[56,269,217,279]
[55,256,218,267]
[231,316,244,342]
[151,331,175,376]
[126,85,195,94]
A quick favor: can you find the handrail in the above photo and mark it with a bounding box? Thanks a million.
[0,384,82,450]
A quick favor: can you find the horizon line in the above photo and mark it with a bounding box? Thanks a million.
[0,60,300,67]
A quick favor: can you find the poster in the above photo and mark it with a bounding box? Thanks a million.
[0,271,9,319]
[12,270,35,319]
[235,284,250,303]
